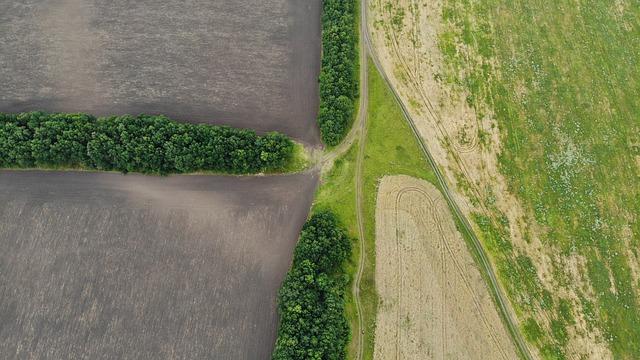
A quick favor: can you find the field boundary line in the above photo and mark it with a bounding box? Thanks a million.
[362,1,534,359]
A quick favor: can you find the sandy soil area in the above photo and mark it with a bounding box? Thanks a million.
[374,175,517,360]
[368,0,500,218]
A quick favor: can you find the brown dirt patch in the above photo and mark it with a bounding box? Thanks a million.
[374,175,518,359]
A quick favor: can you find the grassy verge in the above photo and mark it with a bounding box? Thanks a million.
[312,143,359,357]
[359,58,439,360]
[313,58,439,359]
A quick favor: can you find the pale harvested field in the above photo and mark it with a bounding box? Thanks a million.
[374,175,517,360]
[0,170,318,360]
[0,0,321,145]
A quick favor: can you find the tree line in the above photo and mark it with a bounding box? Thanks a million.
[318,0,358,146]
[272,210,352,360]
[0,112,293,174]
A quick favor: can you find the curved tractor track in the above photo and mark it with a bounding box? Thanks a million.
[374,176,516,360]
[373,0,482,156]
[354,1,535,360]
[393,186,510,360]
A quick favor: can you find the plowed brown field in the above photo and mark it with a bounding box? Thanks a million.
[0,170,318,359]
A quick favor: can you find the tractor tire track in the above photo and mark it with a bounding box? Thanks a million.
[362,2,535,359]
[395,186,511,360]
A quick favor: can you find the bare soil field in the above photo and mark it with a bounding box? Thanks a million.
[0,170,318,359]
[0,0,321,145]
[374,175,517,359]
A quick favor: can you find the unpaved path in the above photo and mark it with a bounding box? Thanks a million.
[361,1,534,359]
[374,175,518,360]
[353,22,369,360]
[0,0,322,145]
[353,3,370,359]
[317,2,369,358]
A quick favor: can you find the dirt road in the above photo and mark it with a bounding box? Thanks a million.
[360,1,534,359]
[353,7,370,359]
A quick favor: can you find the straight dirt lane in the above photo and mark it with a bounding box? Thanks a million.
[0,170,318,360]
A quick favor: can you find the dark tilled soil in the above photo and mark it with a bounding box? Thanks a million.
[0,0,321,145]
[0,170,318,360]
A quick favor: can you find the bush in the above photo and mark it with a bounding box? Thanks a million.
[0,111,294,174]
[318,0,358,146]
[30,113,95,167]
[272,211,352,360]
[0,118,35,168]
[257,132,295,169]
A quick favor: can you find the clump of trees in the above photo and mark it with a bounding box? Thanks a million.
[272,210,352,360]
[318,0,358,146]
[0,112,293,174]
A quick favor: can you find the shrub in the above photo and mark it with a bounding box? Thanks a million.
[272,210,352,360]
[257,132,295,169]
[318,0,358,146]
[0,111,294,174]
[31,113,95,167]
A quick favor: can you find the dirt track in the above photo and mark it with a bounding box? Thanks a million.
[364,0,537,358]
[0,0,321,145]
[0,170,318,360]
[374,176,518,359]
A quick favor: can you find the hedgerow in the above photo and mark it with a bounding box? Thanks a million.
[272,210,351,360]
[318,0,358,146]
[0,112,293,174]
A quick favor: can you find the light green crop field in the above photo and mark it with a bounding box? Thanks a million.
[313,59,439,360]
[439,1,639,358]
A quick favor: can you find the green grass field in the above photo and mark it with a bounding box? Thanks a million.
[313,59,439,360]
[439,1,639,358]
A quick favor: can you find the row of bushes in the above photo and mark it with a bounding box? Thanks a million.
[0,112,293,174]
[318,0,358,146]
[272,211,352,360]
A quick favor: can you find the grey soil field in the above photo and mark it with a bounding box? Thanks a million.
[0,170,318,360]
[0,0,321,145]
